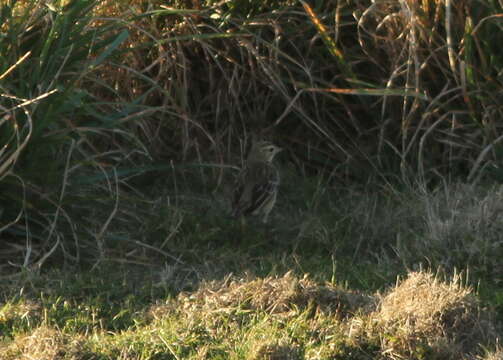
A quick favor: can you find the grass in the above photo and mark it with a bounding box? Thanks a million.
[0,267,500,359]
[1,0,503,358]
[1,176,502,359]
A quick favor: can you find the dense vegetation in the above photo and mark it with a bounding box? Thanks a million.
[1,0,502,358]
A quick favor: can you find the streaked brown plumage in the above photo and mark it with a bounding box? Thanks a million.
[231,140,282,223]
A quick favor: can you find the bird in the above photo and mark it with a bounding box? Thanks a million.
[231,139,282,223]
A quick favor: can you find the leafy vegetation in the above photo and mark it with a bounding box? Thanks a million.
[1,0,502,358]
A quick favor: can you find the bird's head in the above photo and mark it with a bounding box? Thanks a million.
[248,140,282,162]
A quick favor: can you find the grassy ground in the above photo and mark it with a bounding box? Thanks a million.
[1,0,503,358]
[1,173,502,359]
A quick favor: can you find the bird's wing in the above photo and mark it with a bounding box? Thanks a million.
[232,162,279,217]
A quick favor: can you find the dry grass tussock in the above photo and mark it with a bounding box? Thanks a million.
[0,300,41,325]
[248,340,301,360]
[420,183,503,275]
[479,346,503,360]
[0,271,500,359]
[344,182,503,279]
[0,325,86,360]
[351,271,499,359]
[146,270,500,359]
[172,271,375,319]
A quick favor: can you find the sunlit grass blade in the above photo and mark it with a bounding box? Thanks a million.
[301,1,355,81]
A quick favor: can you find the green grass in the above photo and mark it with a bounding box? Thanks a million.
[1,175,502,359]
[0,264,499,359]
[1,0,503,358]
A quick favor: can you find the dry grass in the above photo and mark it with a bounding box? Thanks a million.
[1,0,503,358]
[479,346,503,360]
[145,271,500,359]
[174,271,375,319]
[0,270,500,359]
[350,271,499,359]
[2,0,503,282]
[400,183,503,279]
[248,340,301,360]
[0,300,41,325]
[0,325,86,360]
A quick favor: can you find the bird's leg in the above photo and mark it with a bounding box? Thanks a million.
[261,214,269,224]
[239,215,247,238]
